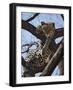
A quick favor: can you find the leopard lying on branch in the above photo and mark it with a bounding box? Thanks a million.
[22,22,63,77]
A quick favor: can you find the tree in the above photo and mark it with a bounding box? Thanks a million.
[21,13,64,77]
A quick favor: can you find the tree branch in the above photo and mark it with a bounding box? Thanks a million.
[40,39,64,76]
[22,20,46,42]
[54,28,64,39]
[22,20,63,39]
[61,14,64,20]
[22,56,46,74]
[22,20,64,52]
[22,20,36,33]
[26,13,40,22]
[58,57,64,75]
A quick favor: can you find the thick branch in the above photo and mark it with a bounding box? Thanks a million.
[40,40,64,76]
[26,13,40,22]
[22,20,64,52]
[54,28,64,39]
[58,57,64,75]
[22,20,63,40]
[49,28,64,52]
[22,20,36,33]
[22,20,46,41]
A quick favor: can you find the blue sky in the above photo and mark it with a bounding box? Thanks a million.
[21,12,64,29]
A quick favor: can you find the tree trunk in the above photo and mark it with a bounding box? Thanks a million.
[58,57,64,75]
[40,39,64,76]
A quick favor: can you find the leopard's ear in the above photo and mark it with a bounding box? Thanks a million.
[41,22,46,25]
[52,23,55,28]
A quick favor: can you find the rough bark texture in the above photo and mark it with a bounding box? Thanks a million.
[40,40,64,76]
[58,57,64,75]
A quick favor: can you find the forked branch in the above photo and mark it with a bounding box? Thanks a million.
[40,39,64,76]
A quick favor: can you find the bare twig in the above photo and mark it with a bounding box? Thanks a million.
[26,13,40,22]
[61,14,64,20]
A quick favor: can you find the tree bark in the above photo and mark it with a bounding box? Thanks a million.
[40,39,64,76]
[58,57,64,75]
[54,28,64,39]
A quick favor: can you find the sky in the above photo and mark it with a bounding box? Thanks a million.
[21,12,64,76]
[21,12,64,29]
